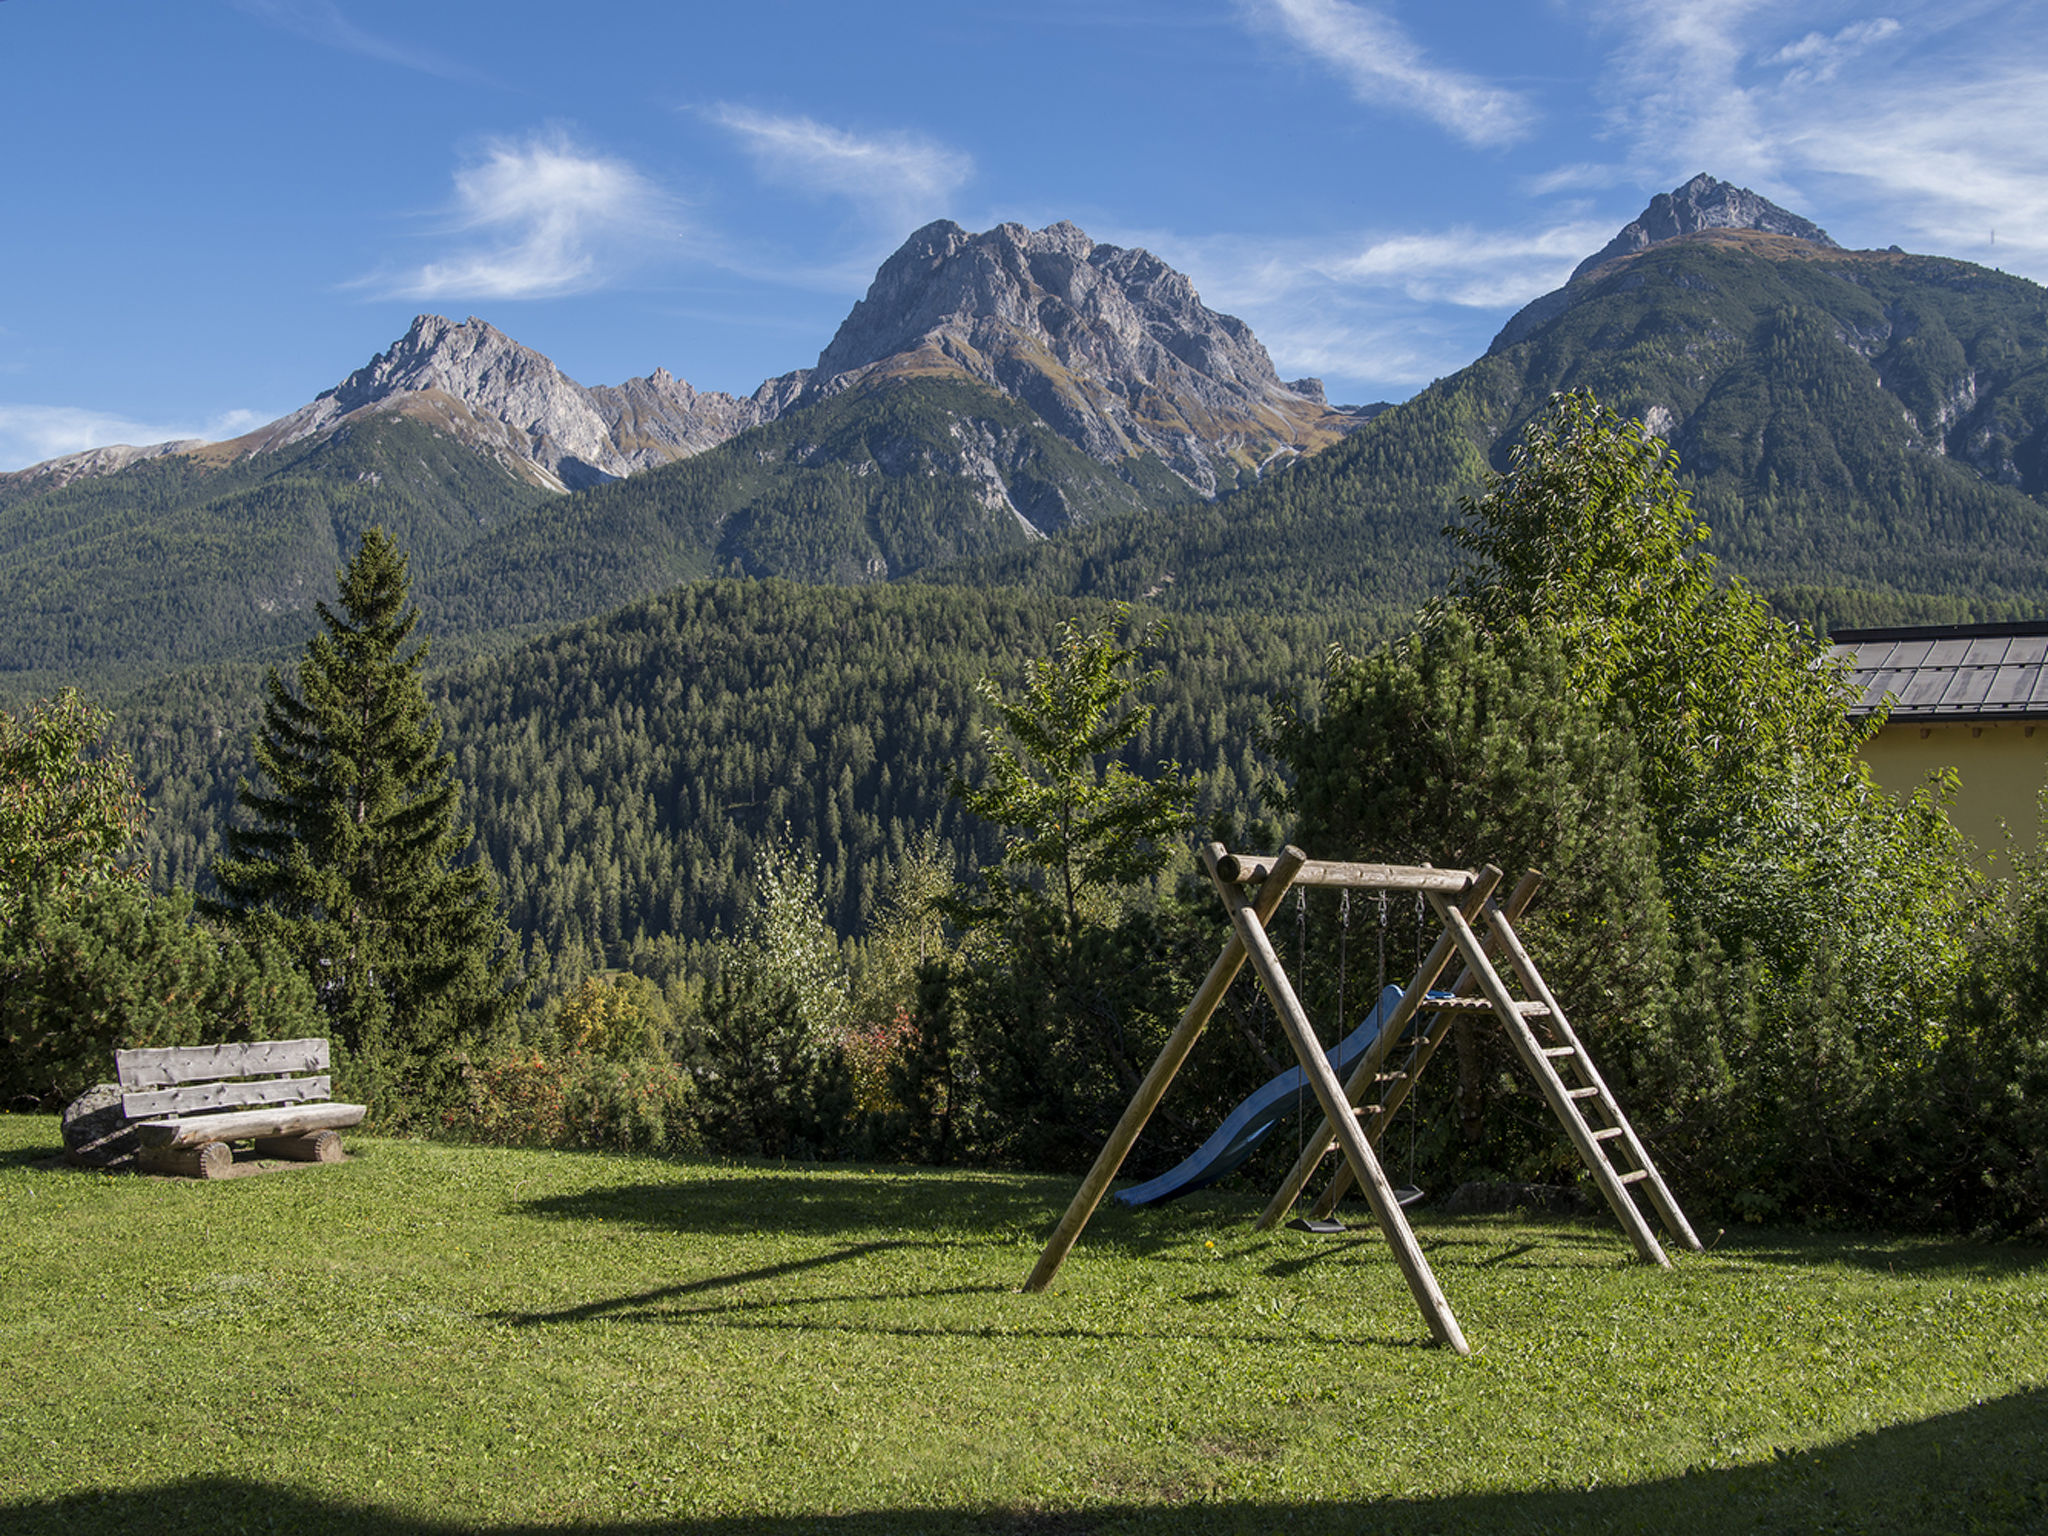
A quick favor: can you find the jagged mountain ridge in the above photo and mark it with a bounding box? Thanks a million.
[209,315,809,493]
[801,218,1363,494]
[942,176,2048,627]
[1493,173,1842,354]
[1571,172,1837,282]
[6,220,1360,502]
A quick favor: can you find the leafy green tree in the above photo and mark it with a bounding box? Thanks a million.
[0,689,146,920]
[1271,616,1674,1171]
[903,608,1202,1169]
[1434,389,1875,866]
[1280,392,1975,1220]
[210,527,522,1114]
[951,604,1194,931]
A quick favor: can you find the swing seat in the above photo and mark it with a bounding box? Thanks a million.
[1286,1185,1426,1234]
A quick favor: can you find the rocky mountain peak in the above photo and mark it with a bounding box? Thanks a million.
[803,219,1353,493]
[229,315,803,492]
[1570,173,1837,282]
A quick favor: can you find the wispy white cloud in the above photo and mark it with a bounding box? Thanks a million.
[229,0,480,81]
[706,105,973,231]
[1761,17,1901,86]
[361,129,676,301]
[1122,213,1611,392]
[0,405,268,472]
[1786,69,2048,265]
[1523,162,1632,197]
[1235,0,1534,149]
[1582,2,2048,275]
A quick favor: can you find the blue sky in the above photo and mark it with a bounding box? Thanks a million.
[4,0,2045,469]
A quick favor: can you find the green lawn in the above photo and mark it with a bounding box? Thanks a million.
[2,1116,2043,1534]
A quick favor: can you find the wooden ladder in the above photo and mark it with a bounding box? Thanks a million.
[1427,889,1701,1264]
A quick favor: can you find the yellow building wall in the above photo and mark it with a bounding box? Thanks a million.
[1858,720,2048,865]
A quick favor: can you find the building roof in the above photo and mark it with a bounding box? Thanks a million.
[1829,620,2048,722]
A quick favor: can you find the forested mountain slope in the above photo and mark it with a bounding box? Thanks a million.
[0,414,550,682]
[419,374,1199,636]
[121,579,1344,959]
[950,225,2048,627]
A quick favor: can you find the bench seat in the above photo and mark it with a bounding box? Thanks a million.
[134,1100,366,1150]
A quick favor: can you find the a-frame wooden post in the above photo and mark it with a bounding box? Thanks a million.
[1211,860,1469,1353]
[1024,843,1699,1355]
[1023,843,1303,1294]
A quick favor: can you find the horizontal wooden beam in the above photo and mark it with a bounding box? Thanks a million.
[115,1038,329,1088]
[1214,849,1474,893]
[134,1101,365,1149]
[121,1074,333,1122]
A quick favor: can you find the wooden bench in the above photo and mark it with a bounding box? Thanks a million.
[114,1038,365,1178]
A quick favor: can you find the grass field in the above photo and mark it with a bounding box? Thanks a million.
[2,1115,2044,1534]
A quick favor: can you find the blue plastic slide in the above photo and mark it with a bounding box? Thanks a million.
[1114,984,1430,1207]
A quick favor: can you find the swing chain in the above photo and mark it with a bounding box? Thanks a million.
[1336,889,1350,1030]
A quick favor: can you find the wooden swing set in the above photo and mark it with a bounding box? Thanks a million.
[1024,844,1702,1355]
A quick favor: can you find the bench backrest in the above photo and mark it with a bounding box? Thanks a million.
[114,1038,333,1121]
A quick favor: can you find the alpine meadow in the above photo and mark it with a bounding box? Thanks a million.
[5,25,2048,1521]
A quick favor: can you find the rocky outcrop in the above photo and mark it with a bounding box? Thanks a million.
[1,438,204,494]
[1491,174,1841,355]
[11,222,1360,500]
[1572,173,1838,283]
[229,315,805,492]
[802,219,1358,495]
[62,1082,139,1170]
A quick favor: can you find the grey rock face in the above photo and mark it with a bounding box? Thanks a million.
[803,219,1353,495]
[1571,172,1837,283]
[62,1082,139,1170]
[248,315,799,492]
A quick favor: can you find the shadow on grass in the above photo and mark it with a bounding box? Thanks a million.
[1711,1227,2048,1279]
[6,1386,2042,1535]
[510,1171,1651,1274]
[512,1171,1064,1239]
[0,1142,60,1173]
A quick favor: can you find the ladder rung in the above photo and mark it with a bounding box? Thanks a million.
[1425,996,1549,1015]
[1353,1104,1383,1116]
[1566,1086,1601,1100]
[1374,1072,1408,1085]
[1592,1127,1625,1142]
[1542,1045,1577,1058]
[1616,1169,1650,1185]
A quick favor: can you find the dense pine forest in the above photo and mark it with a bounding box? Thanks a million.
[119,579,1359,958]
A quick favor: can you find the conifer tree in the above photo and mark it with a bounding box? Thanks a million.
[211,528,521,1109]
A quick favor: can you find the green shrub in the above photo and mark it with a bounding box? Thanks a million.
[0,881,319,1109]
[443,1047,698,1156]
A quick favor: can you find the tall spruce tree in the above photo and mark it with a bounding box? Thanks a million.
[211,527,521,1112]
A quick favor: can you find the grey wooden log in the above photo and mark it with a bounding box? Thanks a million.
[1217,865,1469,1355]
[134,1101,366,1149]
[115,1038,328,1087]
[1301,870,1544,1223]
[120,1074,334,1122]
[1215,853,1475,892]
[1023,844,1306,1295]
[1254,865,1509,1231]
[1430,893,1670,1267]
[139,1140,233,1178]
[254,1130,344,1163]
[1478,897,1703,1254]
